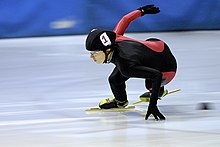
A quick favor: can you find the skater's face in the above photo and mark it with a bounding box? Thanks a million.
[90,51,105,64]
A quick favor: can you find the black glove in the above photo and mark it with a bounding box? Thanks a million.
[145,104,165,120]
[138,5,160,16]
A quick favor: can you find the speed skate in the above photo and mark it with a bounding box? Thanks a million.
[85,105,135,112]
[133,89,181,105]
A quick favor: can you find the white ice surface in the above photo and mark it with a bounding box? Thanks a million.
[0,31,220,147]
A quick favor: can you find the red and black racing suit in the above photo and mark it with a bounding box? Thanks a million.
[109,10,177,106]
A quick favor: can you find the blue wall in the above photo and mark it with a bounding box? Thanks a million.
[0,0,220,38]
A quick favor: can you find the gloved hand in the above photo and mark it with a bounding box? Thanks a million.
[145,104,165,120]
[138,5,160,16]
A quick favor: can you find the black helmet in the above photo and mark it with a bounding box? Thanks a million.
[85,29,116,51]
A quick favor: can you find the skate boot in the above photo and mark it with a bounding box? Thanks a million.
[139,89,168,102]
[99,98,128,109]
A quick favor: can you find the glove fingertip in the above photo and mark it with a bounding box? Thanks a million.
[161,116,166,120]
[153,114,159,120]
[145,113,151,120]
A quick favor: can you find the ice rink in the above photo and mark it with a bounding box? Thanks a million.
[0,31,220,147]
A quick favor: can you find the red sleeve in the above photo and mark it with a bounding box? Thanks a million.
[113,10,142,35]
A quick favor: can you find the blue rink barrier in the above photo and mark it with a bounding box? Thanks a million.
[0,0,220,38]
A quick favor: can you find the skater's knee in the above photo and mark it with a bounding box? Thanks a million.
[108,75,119,85]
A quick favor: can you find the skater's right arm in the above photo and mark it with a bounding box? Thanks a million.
[113,5,160,36]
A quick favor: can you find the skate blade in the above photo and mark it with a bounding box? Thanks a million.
[85,105,135,111]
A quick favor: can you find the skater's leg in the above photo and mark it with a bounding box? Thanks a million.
[139,79,152,98]
[140,79,167,99]
[99,67,129,109]
[108,67,129,102]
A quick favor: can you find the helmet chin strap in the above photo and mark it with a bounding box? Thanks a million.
[103,48,112,63]
[103,52,109,63]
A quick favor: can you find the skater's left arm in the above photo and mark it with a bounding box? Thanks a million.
[120,64,165,120]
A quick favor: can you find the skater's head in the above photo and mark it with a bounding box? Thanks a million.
[86,29,116,51]
[86,29,116,64]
